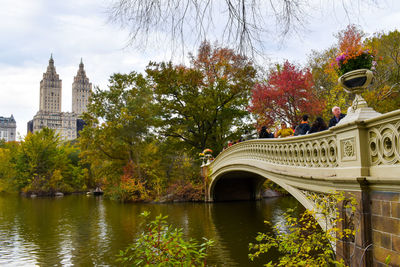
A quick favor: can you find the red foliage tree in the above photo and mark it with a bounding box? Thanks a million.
[249,61,325,128]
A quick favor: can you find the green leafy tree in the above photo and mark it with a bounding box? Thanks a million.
[79,72,161,200]
[81,72,156,171]
[117,211,214,266]
[249,192,357,266]
[0,142,18,192]
[15,128,84,194]
[147,41,256,154]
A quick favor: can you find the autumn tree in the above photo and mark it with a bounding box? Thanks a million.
[364,30,400,113]
[79,43,254,201]
[306,25,400,118]
[147,41,256,154]
[307,47,351,122]
[249,61,324,128]
[336,24,365,59]
[306,25,371,120]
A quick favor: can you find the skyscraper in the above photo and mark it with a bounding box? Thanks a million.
[39,54,62,113]
[29,55,92,140]
[72,59,92,115]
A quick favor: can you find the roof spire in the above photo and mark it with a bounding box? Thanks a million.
[49,53,54,65]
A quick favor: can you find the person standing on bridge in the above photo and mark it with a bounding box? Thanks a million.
[294,115,311,136]
[275,122,294,138]
[259,126,274,138]
[309,117,328,133]
[329,106,346,127]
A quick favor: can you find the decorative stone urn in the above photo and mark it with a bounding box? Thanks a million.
[337,69,381,125]
[338,69,373,110]
[339,69,373,91]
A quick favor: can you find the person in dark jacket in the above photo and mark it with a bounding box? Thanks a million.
[309,117,328,133]
[259,126,274,138]
[294,115,311,136]
[329,106,346,127]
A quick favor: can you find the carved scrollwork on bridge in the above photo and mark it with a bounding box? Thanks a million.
[340,137,357,161]
[255,138,338,168]
[368,120,400,166]
[211,133,338,171]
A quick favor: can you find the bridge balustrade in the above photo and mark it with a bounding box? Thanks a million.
[204,109,400,267]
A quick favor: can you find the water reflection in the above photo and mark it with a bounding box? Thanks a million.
[0,194,302,266]
[208,197,303,266]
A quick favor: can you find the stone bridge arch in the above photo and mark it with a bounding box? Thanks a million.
[202,109,400,266]
[208,164,334,232]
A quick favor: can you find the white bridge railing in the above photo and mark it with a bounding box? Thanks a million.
[207,109,400,192]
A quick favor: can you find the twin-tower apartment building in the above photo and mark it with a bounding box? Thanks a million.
[27,55,92,140]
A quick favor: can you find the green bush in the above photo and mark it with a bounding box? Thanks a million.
[117,212,214,266]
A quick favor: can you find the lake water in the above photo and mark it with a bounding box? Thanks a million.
[0,194,302,266]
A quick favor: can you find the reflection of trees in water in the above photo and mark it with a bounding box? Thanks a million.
[209,197,303,266]
[0,195,73,266]
[0,195,39,265]
[0,195,304,266]
[103,201,254,266]
[0,195,127,266]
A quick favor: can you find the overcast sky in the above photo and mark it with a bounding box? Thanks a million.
[1,0,400,138]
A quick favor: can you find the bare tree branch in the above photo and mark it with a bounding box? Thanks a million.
[107,0,379,57]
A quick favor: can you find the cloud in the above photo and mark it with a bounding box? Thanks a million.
[0,1,160,136]
[1,0,400,137]
[0,64,41,138]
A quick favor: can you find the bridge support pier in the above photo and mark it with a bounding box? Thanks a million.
[337,178,373,267]
[201,165,210,202]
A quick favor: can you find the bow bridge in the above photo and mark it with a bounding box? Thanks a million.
[202,109,400,266]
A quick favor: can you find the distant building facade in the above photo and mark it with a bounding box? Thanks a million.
[29,55,92,140]
[72,60,92,115]
[0,115,16,142]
